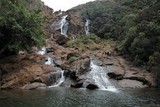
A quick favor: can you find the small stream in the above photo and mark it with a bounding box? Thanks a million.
[0,88,160,107]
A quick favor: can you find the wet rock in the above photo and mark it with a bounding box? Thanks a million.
[69,71,77,80]
[70,57,90,76]
[124,76,151,87]
[54,59,63,67]
[117,80,148,88]
[55,34,68,45]
[22,82,47,90]
[46,47,55,53]
[71,82,83,88]
[107,72,124,80]
[86,84,99,90]
[105,62,114,66]
[44,71,62,86]
[94,60,103,66]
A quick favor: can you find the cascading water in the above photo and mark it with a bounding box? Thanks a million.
[43,56,65,87]
[49,70,65,88]
[52,15,69,37]
[84,19,90,34]
[60,15,69,36]
[85,61,118,92]
[37,47,46,55]
[45,57,52,65]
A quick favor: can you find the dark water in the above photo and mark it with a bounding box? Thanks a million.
[0,88,160,107]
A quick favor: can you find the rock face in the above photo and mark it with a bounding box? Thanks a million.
[50,9,86,38]
[54,34,68,45]
[44,71,62,86]
[104,55,157,88]
[69,56,90,77]
[0,54,55,89]
[67,11,85,36]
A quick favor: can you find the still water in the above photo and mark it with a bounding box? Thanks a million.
[0,88,160,107]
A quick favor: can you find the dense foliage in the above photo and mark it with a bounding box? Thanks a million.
[72,0,160,74]
[0,0,44,57]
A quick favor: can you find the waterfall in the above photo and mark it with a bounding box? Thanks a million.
[84,19,90,34]
[51,15,69,37]
[37,47,46,55]
[45,57,52,65]
[44,57,65,88]
[49,70,65,88]
[60,15,69,36]
[85,61,118,92]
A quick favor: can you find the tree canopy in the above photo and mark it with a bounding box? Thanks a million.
[0,0,45,57]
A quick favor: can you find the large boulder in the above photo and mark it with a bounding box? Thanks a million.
[86,84,99,90]
[54,34,68,45]
[42,71,62,86]
[69,56,90,77]
[83,80,99,90]
[22,82,47,90]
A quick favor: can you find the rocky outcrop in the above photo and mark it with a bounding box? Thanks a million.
[0,54,55,89]
[67,12,85,36]
[22,82,47,90]
[69,56,90,77]
[54,34,69,45]
[50,9,86,37]
[124,76,151,86]
[117,80,148,88]
[107,72,124,80]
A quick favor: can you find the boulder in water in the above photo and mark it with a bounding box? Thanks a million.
[22,82,47,90]
[44,71,62,86]
[86,84,99,90]
[71,82,83,88]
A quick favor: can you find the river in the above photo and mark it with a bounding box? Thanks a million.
[0,88,160,107]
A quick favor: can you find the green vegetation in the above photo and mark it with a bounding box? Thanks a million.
[67,34,100,48]
[68,56,78,63]
[72,0,160,75]
[0,0,45,57]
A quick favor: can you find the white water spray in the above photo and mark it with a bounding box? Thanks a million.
[84,19,90,34]
[49,70,65,88]
[45,57,52,65]
[85,61,118,92]
[60,15,69,36]
[52,15,69,37]
[37,47,46,55]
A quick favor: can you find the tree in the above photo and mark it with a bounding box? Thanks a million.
[0,0,45,57]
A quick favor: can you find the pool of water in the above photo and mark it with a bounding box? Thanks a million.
[0,88,160,107]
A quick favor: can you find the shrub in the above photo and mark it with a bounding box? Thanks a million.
[67,34,100,48]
